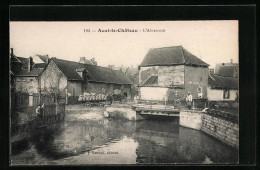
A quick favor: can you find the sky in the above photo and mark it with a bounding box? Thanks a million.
[10,21,238,68]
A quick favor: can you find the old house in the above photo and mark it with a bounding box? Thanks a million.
[40,58,133,104]
[138,46,209,103]
[207,60,239,106]
[207,74,238,106]
[10,49,49,107]
[214,59,238,78]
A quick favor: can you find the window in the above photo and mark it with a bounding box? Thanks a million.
[223,89,230,99]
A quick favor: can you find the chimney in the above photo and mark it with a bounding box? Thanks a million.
[79,57,86,63]
[28,57,33,72]
[209,68,214,75]
[10,48,13,57]
[91,58,97,65]
[230,59,233,63]
[108,65,114,69]
[46,55,49,64]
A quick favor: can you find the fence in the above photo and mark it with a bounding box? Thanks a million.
[41,95,66,105]
[15,93,39,109]
[40,104,66,125]
[43,104,66,116]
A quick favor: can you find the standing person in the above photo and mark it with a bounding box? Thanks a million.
[186,92,193,110]
[36,105,41,118]
[41,103,45,118]
[134,94,139,104]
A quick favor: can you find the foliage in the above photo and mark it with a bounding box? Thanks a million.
[205,108,238,123]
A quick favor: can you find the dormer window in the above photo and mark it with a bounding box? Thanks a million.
[76,68,87,80]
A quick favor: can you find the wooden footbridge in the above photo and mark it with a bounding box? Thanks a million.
[131,104,180,118]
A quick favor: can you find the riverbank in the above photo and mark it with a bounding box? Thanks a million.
[104,104,239,149]
[179,109,239,149]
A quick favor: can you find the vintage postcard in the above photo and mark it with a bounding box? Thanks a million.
[10,20,239,165]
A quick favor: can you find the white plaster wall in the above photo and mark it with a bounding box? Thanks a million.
[179,111,202,130]
[140,87,168,101]
[207,87,237,101]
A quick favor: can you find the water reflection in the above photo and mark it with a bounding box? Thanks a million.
[11,112,238,165]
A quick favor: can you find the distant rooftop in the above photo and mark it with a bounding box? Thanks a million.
[139,46,209,67]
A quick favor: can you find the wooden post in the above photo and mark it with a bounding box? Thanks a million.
[65,89,68,105]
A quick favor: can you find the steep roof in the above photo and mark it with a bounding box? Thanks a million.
[36,54,49,63]
[140,46,209,67]
[138,75,158,87]
[16,56,28,66]
[15,68,44,77]
[52,58,83,81]
[52,58,133,84]
[111,70,133,85]
[33,63,46,68]
[84,64,122,84]
[208,74,238,90]
[218,65,238,78]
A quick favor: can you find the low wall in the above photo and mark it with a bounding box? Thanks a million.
[179,109,239,149]
[201,113,239,149]
[179,111,202,130]
[105,106,144,121]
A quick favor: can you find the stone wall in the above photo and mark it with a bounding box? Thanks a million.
[179,110,239,149]
[158,65,184,87]
[184,66,208,100]
[67,81,83,96]
[41,61,68,96]
[105,106,144,121]
[15,77,39,94]
[179,111,202,130]
[85,82,132,99]
[201,113,239,149]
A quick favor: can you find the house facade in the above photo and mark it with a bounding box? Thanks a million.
[40,58,133,104]
[138,46,209,103]
[10,49,49,107]
[208,72,238,105]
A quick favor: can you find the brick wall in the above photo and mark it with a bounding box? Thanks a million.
[201,114,239,149]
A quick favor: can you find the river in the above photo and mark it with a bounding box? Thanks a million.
[11,106,238,165]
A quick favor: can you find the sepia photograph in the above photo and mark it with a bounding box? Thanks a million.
[10,20,239,165]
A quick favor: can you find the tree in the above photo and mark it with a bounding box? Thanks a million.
[40,67,67,115]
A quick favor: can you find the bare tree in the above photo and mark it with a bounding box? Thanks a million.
[41,70,67,115]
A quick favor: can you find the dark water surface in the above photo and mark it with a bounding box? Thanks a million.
[11,109,238,165]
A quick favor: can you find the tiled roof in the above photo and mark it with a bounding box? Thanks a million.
[52,58,85,81]
[218,66,238,78]
[138,75,158,87]
[36,54,49,63]
[16,56,28,66]
[84,64,122,84]
[52,58,133,85]
[111,70,133,85]
[15,68,44,77]
[208,74,238,90]
[140,46,209,67]
[33,63,46,68]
